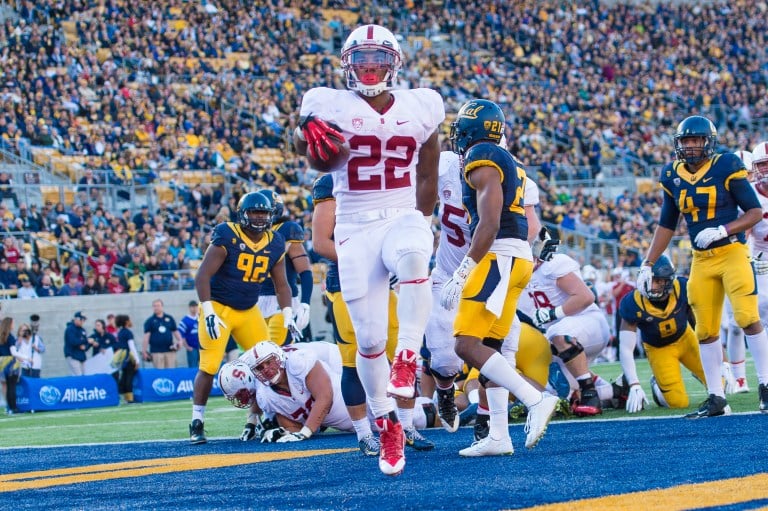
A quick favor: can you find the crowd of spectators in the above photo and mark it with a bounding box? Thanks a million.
[0,0,764,298]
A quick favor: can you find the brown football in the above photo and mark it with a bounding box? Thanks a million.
[306,137,349,172]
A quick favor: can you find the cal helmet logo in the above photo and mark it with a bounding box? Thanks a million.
[460,103,484,119]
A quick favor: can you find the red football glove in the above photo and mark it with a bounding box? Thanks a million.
[299,114,346,161]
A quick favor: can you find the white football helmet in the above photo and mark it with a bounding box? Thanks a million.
[341,24,402,97]
[733,149,754,182]
[581,264,598,283]
[248,341,286,385]
[218,361,257,409]
[751,141,768,184]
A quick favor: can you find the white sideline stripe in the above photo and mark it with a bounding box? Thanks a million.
[0,411,762,452]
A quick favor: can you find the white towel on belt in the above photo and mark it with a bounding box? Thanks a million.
[485,254,513,318]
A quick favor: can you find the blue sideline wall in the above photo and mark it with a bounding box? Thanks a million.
[1,285,331,377]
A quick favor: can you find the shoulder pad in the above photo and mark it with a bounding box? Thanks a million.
[718,152,747,172]
[280,221,304,242]
[312,174,334,202]
[286,349,314,378]
[464,143,508,174]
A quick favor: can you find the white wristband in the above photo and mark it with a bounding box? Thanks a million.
[294,126,306,142]
[282,307,294,321]
[300,426,313,438]
[201,301,214,317]
[553,305,564,320]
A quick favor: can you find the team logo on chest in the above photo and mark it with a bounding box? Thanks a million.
[240,243,246,251]
[673,178,681,187]
[352,118,363,130]
[443,189,451,200]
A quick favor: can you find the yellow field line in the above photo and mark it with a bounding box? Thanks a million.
[518,472,768,511]
[0,449,355,492]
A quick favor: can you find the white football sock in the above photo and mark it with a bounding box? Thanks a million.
[352,418,373,441]
[479,352,541,407]
[356,349,394,418]
[745,330,768,384]
[486,387,510,440]
[396,406,414,430]
[192,404,205,422]
[700,341,725,397]
[395,280,432,354]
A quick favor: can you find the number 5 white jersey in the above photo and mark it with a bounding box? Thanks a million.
[299,87,445,214]
[433,151,470,282]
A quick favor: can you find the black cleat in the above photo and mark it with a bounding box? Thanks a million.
[436,387,460,432]
[404,426,435,451]
[759,383,768,414]
[473,414,490,441]
[684,394,731,419]
[189,419,207,444]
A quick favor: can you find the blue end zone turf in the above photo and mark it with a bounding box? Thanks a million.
[2,415,767,510]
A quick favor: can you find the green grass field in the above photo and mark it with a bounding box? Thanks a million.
[0,357,761,449]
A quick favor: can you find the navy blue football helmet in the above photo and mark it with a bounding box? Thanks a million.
[257,189,285,221]
[237,191,274,234]
[674,116,717,165]
[450,99,505,155]
[648,255,675,302]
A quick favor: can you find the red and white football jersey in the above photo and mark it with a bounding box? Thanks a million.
[299,87,445,214]
[518,253,601,318]
[750,183,768,254]
[433,151,470,279]
[251,342,352,432]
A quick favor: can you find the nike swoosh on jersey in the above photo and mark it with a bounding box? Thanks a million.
[338,237,351,245]
[396,120,409,125]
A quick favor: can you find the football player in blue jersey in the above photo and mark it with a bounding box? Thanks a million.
[256,189,314,345]
[440,99,558,456]
[638,115,768,417]
[189,191,300,444]
[311,173,435,455]
[618,255,705,412]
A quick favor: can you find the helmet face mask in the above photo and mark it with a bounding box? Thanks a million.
[341,25,402,98]
[647,255,675,302]
[251,341,286,386]
[218,361,257,409]
[750,142,768,186]
[450,99,505,155]
[238,191,274,234]
[674,116,717,166]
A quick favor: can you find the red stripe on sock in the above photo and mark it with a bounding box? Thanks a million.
[399,278,429,285]
[358,348,386,359]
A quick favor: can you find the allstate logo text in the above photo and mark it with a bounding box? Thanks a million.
[152,378,176,397]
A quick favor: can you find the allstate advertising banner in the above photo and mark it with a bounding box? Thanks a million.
[16,374,119,412]
[133,368,223,402]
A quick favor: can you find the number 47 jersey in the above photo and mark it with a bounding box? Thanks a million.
[299,87,445,213]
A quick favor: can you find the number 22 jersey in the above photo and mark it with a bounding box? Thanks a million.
[298,87,445,213]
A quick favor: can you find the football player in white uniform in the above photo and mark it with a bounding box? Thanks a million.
[743,143,768,404]
[219,341,353,441]
[293,24,444,476]
[518,250,611,416]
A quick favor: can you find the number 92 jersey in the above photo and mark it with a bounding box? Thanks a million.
[299,87,445,213]
[209,222,286,310]
[462,142,528,241]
